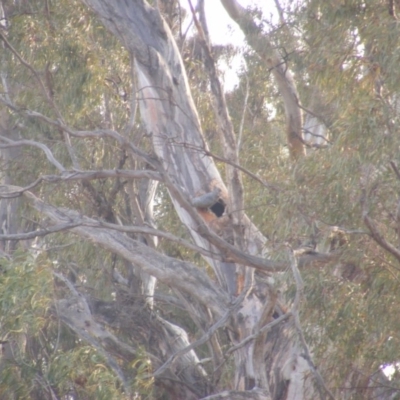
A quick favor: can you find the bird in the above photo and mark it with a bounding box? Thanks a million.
[191,187,222,209]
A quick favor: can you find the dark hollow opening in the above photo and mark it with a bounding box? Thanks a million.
[210,199,225,217]
[272,311,280,319]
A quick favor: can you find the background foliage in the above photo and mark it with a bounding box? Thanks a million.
[1,0,400,398]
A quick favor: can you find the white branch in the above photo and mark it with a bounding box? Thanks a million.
[0,186,229,317]
[0,136,65,172]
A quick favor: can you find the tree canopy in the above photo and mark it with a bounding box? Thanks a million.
[1,0,400,399]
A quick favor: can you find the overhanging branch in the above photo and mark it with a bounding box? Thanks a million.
[0,185,229,317]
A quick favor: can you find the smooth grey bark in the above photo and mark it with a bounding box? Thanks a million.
[136,178,158,307]
[0,0,314,397]
[11,187,229,318]
[125,172,159,308]
[77,1,312,398]
[81,0,269,296]
[55,272,208,399]
[0,181,228,397]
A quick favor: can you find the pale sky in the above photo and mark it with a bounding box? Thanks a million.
[203,0,275,45]
[182,0,275,45]
[182,0,276,90]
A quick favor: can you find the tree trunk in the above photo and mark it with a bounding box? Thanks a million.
[79,1,313,398]
[0,0,315,397]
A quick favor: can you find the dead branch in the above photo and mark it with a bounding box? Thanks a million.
[0,222,82,240]
[363,213,400,262]
[201,388,271,400]
[0,136,65,171]
[10,187,230,317]
[222,312,292,359]
[53,272,136,395]
[43,169,162,183]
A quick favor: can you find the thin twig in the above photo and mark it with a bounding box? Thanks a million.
[223,311,292,357]
[237,69,249,153]
[0,31,56,115]
[363,213,400,262]
[0,30,81,168]
[153,287,250,378]
[163,138,280,191]
[124,52,138,136]
[360,181,400,263]
[0,95,159,168]
[0,222,81,240]
[390,161,400,181]
[212,310,292,384]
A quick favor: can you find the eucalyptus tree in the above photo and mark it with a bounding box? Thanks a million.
[1,0,400,399]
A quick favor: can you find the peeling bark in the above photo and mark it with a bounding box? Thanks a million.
[77,0,311,397]
[0,0,316,397]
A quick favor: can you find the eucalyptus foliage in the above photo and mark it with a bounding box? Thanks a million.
[1,0,400,399]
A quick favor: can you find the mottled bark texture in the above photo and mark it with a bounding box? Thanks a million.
[78,1,311,398]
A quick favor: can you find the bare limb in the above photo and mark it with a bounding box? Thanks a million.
[197,0,211,45]
[0,222,82,240]
[201,388,271,400]
[153,301,234,378]
[0,179,43,197]
[11,187,230,316]
[123,52,138,135]
[153,284,251,379]
[222,312,292,358]
[363,213,400,262]
[43,169,162,183]
[0,169,160,199]
[237,70,249,153]
[274,0,286,26]
[253,287,277,389]
[54,273,135,395]
[0,136,65,172]
[96,221,223,260]
[220,0,304,160]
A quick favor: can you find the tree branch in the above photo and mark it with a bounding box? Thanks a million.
[220,0,304,160]
[0,222,82,240]
[43,169,162,183]
[54,272,136,395]
[188,1,246,254]
[0,136,66,172]
[4,186,230,317]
